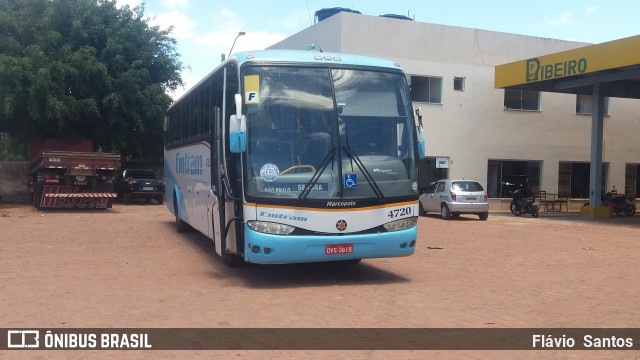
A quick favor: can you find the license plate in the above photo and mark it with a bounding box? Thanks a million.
[142,187,154,191]
[467,196,476,201]
[325,243,353,255]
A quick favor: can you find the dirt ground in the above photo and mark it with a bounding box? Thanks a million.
[1,202,639,359]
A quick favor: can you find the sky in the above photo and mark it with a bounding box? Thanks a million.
[115,0,640,100]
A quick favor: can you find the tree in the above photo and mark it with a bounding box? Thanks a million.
[0,0,182,162]
[0,133,26,160]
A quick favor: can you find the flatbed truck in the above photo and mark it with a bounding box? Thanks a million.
[27,140,121,209]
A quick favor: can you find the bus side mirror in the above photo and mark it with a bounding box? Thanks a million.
[414,107,426,159]
[229,94,246,153]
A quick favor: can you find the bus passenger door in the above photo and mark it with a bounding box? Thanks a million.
[211,105,224,256]
[208,187,217,241]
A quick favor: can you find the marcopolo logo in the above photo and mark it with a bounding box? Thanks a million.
[526,57,588,83]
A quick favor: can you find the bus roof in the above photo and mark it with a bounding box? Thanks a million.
[169,50,403,107]
[232,49,402,70]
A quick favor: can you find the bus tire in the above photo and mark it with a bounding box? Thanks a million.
[222,251,244,267]
[174,195,190,233]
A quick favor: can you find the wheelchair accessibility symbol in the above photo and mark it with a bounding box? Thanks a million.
[344,174,357,189]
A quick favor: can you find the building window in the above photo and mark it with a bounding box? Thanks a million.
[453,77,465,91]
[487,160,541,198]
[576,94,610,115]
[558,161,609,198]
[409,75,442,104]
[624,164,640,198]
[504,89,540,111]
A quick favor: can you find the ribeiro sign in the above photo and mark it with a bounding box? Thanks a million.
[496,35,640,89]
[526,57,588,82]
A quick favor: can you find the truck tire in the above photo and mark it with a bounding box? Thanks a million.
[157,196,164,205]
[33,190,42,209]
[123,192,131,204]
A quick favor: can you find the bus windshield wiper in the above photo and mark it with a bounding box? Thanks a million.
[298,147,339,201]
[342,146,385,200]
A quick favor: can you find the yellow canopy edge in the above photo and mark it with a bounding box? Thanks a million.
[495,35,640,88]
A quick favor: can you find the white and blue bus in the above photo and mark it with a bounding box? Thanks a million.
[164,49,425,266]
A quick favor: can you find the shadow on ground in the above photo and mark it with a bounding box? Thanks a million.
[159,221,411,289]
[490,210,640,228]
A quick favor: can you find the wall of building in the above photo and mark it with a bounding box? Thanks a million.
[0,161,29,202]
[271,13,640,198]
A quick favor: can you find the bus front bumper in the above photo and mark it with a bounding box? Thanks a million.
[243,225,417,264]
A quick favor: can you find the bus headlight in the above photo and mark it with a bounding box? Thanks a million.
[383,217,418,232]
[247,221,295,235]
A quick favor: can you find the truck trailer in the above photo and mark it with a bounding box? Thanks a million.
[27,139,121,209]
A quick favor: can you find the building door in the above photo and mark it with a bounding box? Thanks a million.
[419,157,449,191]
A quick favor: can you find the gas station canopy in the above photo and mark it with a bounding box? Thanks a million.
[495,35,640,99]
[494,35,640,215]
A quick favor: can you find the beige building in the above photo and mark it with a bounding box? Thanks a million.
[270,11,640,207]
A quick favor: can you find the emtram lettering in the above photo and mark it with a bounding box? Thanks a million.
[175,152,203,175]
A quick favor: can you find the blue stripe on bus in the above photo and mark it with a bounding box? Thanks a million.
[163,157,184,219]
[233,49,401,69]
[243,224,416,264]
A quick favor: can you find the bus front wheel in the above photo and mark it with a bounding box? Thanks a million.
[222,251,244,267]
[174,194,191,233]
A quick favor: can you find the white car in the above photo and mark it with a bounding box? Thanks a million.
[419,179,489,220]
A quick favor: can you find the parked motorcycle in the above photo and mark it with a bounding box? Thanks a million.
[583,191,636,216]
[510,187,539,218]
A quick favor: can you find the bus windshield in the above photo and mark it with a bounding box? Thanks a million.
[244,66,418,201]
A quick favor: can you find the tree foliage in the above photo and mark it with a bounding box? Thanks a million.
[0,133,26,160]
[0,0,182,162]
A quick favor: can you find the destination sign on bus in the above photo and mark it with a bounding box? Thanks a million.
[259,183,328,192]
